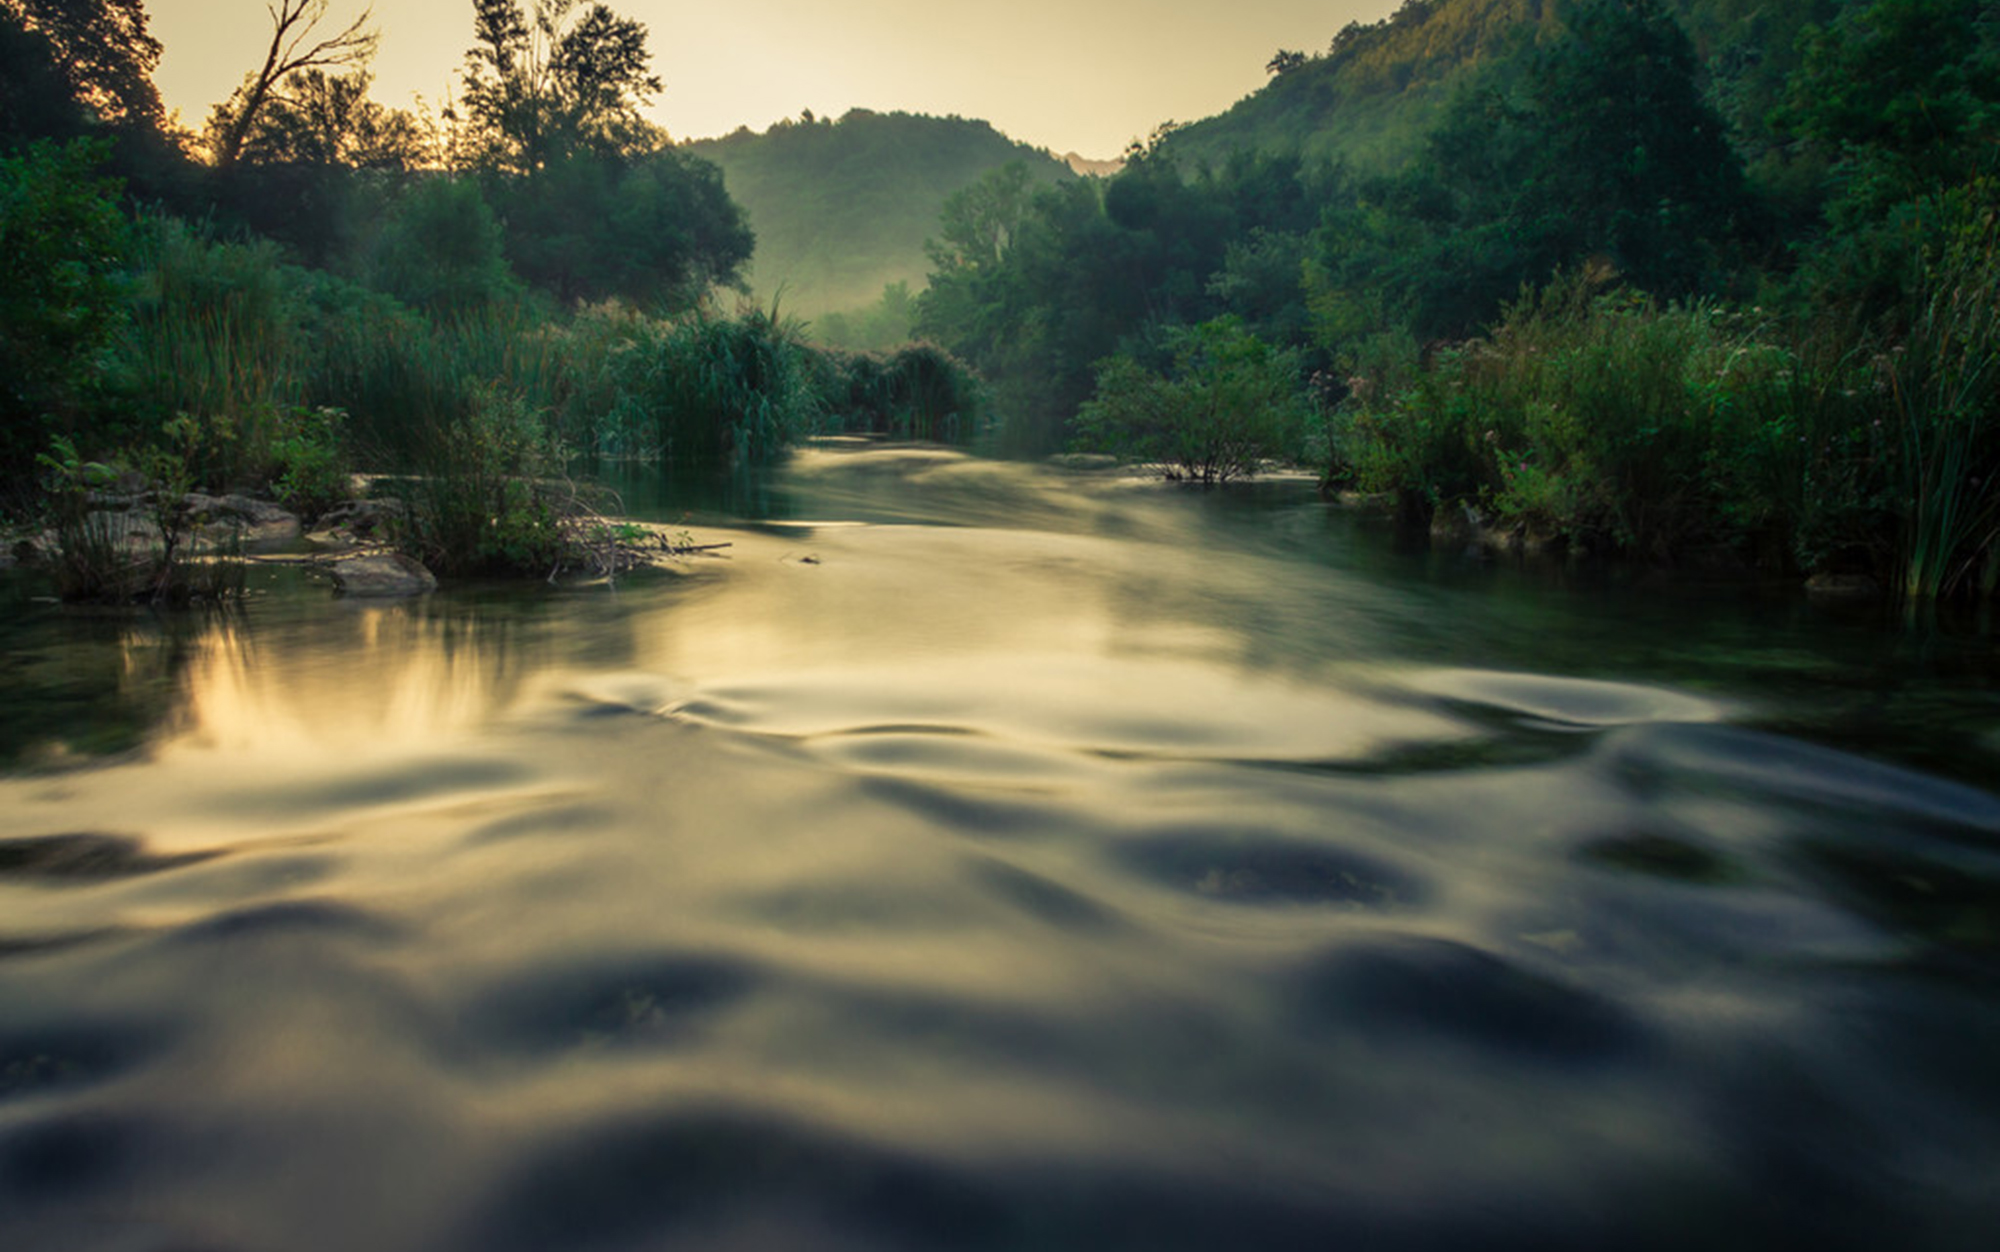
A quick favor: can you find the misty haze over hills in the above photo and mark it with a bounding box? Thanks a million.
[685,110,1072,317]
[698,0,1834,324]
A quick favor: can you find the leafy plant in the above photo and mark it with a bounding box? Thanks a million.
[397,384,568,577]
[1076,317,1309,483]
[0,139,130,492]
[270,405,352,521]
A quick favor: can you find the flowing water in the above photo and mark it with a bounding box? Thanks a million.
[2,445,1998,1251]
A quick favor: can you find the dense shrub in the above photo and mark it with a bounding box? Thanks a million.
[611,308,825,463]
[395,385,569,577]
[819,342,983,443]
[1075,317,1309,482]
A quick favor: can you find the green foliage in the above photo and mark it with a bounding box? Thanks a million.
[1075,317,1308,482]
[0,137,128,489]
[483,148,752,308]
[225,68,425,170]
[1878,187,2000,599]
[269,405,351,521]
[1309,0,1754,345]
[0,0,164,133]
[927,162,1036,276]
[34,423,245,604]
[611,307,825,463]
[1773,0,1999,229]
[819,342,983,444]
[126,215,305,433]
[370,176,517,312]
[1327,247,2000,594]
[460,0,661,173]
[397,384,568,576]
[919,153,1323,454]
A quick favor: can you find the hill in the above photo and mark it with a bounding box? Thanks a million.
[686,110,1073,316]
[1161,0,1841,173]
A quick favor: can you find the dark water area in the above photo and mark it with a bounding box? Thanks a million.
[3,445,1998,1251]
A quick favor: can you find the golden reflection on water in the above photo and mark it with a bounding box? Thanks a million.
[163,605,550,759]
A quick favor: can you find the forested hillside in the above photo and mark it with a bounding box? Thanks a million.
[687,110,1071,317]
[914,0,2000,600]
[1162,0,1838,173]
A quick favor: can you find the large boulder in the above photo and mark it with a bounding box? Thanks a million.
[329,552,437,598]
[185,493,302,549]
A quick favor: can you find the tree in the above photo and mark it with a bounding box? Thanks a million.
[924,162,1032,274]
[1309,0,1755,342]
[487,147,751,305]
[228,68,424,169]
[0,138,128,481]
[1774,0,1999,227]
[371,176,516,310]
[1266,49,1307,76]
[0,0,162,132]
[459,0,661,173]
[1439,0,1751,296]
[208,0,377,168]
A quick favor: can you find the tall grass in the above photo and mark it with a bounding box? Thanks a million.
[1882,210,2000,600]
[99,222,981,581]
[611,307,826,463]
[1330,244,2000,600]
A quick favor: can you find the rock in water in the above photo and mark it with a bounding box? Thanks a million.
[1805,572,1881,601]
[329,553,437,598]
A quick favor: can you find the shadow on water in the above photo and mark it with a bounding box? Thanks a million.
[0,444,1997,1251]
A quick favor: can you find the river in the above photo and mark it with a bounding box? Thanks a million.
[2,444,1997,1251]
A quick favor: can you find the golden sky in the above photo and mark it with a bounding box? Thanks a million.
[146,0,1399,157]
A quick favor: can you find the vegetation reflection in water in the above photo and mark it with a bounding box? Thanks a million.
[1,449,1997,1252]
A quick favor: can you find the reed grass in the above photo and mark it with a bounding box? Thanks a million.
[1883,212,2000,600]
[611,306,826,463]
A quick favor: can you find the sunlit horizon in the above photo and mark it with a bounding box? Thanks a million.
[146,0,1401,158]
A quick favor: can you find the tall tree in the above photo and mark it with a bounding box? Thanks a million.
[0,0,162,131]
[459,0,661,173]
[924,162,1032,275]
[208,0,377,168]
[1774,0,1999,226]
[229,67,424,169]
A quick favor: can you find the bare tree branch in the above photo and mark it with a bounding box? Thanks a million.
[211,0,377,166]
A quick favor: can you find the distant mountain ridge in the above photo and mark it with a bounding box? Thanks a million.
[686,110,1072,316]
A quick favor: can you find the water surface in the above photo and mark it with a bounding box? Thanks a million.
[3,447,1997,1251]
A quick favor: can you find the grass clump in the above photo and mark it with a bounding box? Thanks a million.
[611,307,825,463]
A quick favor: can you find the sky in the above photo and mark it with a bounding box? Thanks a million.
[146,0,1402,158]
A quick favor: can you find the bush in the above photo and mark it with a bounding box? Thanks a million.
[820,342,983,442]
[1075,316,1309,482]
[35,425,244,605]
[396,385,569,577]
[269,406,352,521]
[611,307,824,463]
[1335,274,1822,560]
